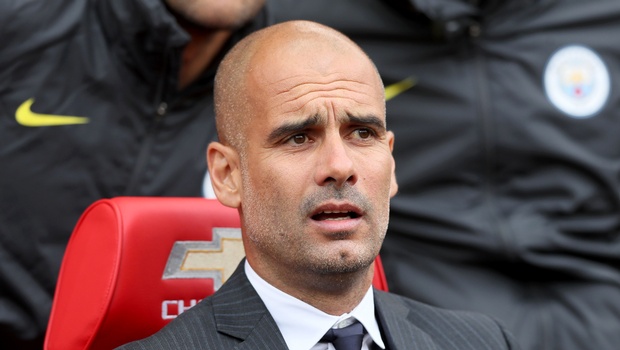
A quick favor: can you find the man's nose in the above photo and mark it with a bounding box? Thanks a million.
[314,135,357,188]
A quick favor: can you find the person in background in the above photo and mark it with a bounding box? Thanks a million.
[118,20,518,350]
[267,1,620,349]
[0,0,266,348]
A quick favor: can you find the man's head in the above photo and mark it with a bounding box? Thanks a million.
[165,0,265,29]
[208,21,397,295]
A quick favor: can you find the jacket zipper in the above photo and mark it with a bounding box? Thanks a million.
[471,23,517,260]
[124,42,174,195]
[124,101,167,194]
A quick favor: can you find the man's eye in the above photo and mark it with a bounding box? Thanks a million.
[290,134,308,144]
[355,128,373,139]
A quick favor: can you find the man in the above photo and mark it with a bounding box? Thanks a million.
[267,1,620,349]
[118,20,518,350]
[0,0,265,348]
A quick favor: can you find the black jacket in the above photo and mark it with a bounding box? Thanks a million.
[0,0,265,346]
[268,0,620,349]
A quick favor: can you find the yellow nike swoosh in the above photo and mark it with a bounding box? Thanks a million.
[385,77,417,101]
[16,98,89,127]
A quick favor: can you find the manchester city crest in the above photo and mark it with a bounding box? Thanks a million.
[544,45,610,118]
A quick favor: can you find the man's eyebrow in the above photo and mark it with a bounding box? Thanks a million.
[347,114,386,130]
[267,114,321,143]
[266,114,386,143]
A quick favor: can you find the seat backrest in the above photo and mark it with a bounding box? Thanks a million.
[45,197,388,350]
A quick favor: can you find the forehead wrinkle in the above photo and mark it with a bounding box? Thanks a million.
[270,80,380,111]
[272,75,375,96]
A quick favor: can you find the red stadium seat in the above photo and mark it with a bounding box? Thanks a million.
[44,197,388,350]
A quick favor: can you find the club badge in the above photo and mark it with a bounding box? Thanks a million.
[544,45,610,118]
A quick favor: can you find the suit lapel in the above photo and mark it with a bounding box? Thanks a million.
[211,263,439,350]
[374,289,439,350]
[211,261,289,350]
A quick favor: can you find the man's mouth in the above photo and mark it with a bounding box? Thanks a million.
[311,210,361,221]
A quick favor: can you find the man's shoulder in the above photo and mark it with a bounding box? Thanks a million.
[376,288,489,319]
[375,290,519,349]
[116,266,262,349]
[116,298,220,350]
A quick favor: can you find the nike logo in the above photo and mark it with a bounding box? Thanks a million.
[385,77,417,101]
[15,98,89,127]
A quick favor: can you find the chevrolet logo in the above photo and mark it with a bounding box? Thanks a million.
[162,228,244,291]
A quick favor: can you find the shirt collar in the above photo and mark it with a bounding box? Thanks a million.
[245,260,385,350]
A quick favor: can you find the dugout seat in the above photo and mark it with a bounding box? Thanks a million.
[44,197,388,350]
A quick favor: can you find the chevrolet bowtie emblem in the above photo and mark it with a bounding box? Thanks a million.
[15,98,89,127]
[162,228,244,291]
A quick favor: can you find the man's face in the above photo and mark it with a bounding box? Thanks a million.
[165,0,265,29]
[238,38,396,280]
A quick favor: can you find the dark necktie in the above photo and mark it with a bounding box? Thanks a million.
[321,320,365,350]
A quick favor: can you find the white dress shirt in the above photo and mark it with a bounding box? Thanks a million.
[245,261,386,350]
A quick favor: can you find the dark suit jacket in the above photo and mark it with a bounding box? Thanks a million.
[117,262,519,349]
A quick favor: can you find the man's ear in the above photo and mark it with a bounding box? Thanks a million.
[387,131,398,198]
[207,142,242,208]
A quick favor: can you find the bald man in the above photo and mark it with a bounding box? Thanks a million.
[117,21,519,350]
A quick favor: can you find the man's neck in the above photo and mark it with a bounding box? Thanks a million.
[291,276,372,315]
[249,257,375,315]
[178,23,232,89]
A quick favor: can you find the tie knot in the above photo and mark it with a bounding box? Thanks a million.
[321,320,365,350]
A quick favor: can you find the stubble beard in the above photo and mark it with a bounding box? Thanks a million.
[239,166,389,279]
